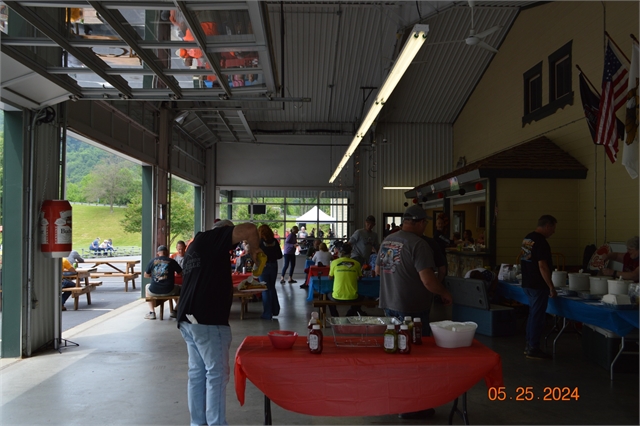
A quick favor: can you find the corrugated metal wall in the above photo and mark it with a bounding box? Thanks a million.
[27,114,64,355]
[354,123,452,227]
[170,127,206,185]
[215,134,353,187]
[261,2,398,127]
[67,100,157,165]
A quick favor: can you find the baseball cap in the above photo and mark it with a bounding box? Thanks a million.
[403,205,432,221]
[157,245,168,252]
[212,219,234,229]
[365,215,376,223]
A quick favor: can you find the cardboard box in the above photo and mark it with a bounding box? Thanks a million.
[581,324,639,374]
[452,304,517,337]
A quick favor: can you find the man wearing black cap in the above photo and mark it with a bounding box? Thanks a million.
[143,245,182,320]
[375,204,453,419]
[349,215,379,267]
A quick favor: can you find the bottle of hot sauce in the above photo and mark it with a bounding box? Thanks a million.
[398,324,412,354]
[307,312,320,344]
[412,317,423,345]
[384,324,397,353]
[308,324,323,354]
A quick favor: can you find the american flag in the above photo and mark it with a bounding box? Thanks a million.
[595,40,629,163]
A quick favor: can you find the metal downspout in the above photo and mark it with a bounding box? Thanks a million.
[25,109,45,356]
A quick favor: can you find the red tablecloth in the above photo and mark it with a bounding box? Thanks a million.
[304,265,330,286]
[232,273,253,287]
[235,336,503,417]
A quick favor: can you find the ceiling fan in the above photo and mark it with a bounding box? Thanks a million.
[423,0,502,54]
[464,0,501,53]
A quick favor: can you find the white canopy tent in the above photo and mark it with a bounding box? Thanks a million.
[296,206,336,223]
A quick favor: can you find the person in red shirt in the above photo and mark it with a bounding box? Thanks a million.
[170,240,187,285]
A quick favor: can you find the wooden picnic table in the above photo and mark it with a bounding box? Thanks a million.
[66,267,97,287]
[87,259,141,292]
[62,267,100,310]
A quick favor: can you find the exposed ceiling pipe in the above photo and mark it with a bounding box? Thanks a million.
[280,1,285,111]
[327,4,343,123]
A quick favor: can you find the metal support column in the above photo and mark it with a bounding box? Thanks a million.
[141,165,153,297]
[1,111,26,358]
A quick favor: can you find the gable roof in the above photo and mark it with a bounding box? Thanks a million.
[406,137,588,198]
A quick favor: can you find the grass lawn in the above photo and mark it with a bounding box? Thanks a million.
[72,204,141,251]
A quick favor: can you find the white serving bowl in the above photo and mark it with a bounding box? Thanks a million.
[429,321,477,348]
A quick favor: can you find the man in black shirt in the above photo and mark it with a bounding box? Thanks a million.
[520,215,558,360]
[177,219,262,426]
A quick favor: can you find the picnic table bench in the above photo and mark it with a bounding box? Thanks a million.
[62,267,101,310]
[145,295,179,320]
[145,290,261,320]
[80,246,141,259]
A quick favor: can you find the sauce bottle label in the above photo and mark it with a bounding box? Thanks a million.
[309,334,319,350]
[384,334,396,350]
[398,334,407,350]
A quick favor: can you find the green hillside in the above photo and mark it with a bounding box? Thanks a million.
[72,203,141,251]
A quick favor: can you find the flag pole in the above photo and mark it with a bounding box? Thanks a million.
[576,64,600,244]
[605,31,631,63]
[576,65,602,96]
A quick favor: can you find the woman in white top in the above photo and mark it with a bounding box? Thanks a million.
[312,243,333,267]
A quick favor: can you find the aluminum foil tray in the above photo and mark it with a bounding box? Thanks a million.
[327,316,400,335]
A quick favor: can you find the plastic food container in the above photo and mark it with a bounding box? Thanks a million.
[429,321,477,348]
[327,317,401,347]
[608,279,631,296]
[589,276,609,295]
[568,273,590,291]
[267,330,298,349]
[552,271,568,288]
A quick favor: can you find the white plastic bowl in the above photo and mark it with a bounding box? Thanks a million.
[429,321,477,348]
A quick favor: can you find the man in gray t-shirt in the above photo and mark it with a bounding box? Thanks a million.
[349,215,379,266]
[375,205,453,421]
[376,205,452,318]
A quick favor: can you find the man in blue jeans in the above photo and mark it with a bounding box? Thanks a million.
[520,214,558,360]
[176,219,262,426]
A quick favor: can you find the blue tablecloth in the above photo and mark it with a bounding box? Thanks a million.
[497,281,639,336]
[307,276,380,302]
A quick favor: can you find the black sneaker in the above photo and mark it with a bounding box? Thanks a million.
[299,284,309,289]
[526,347,552,359]
[288,279,297,283]
[524,343,531,355]
[398,408,435,419]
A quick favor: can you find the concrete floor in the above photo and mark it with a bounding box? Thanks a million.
[1,264,638,425]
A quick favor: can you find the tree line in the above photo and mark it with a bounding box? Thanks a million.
[66,136,195,246]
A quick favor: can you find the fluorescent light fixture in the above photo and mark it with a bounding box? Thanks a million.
[383,187,414,190]
[329,24,429,183]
